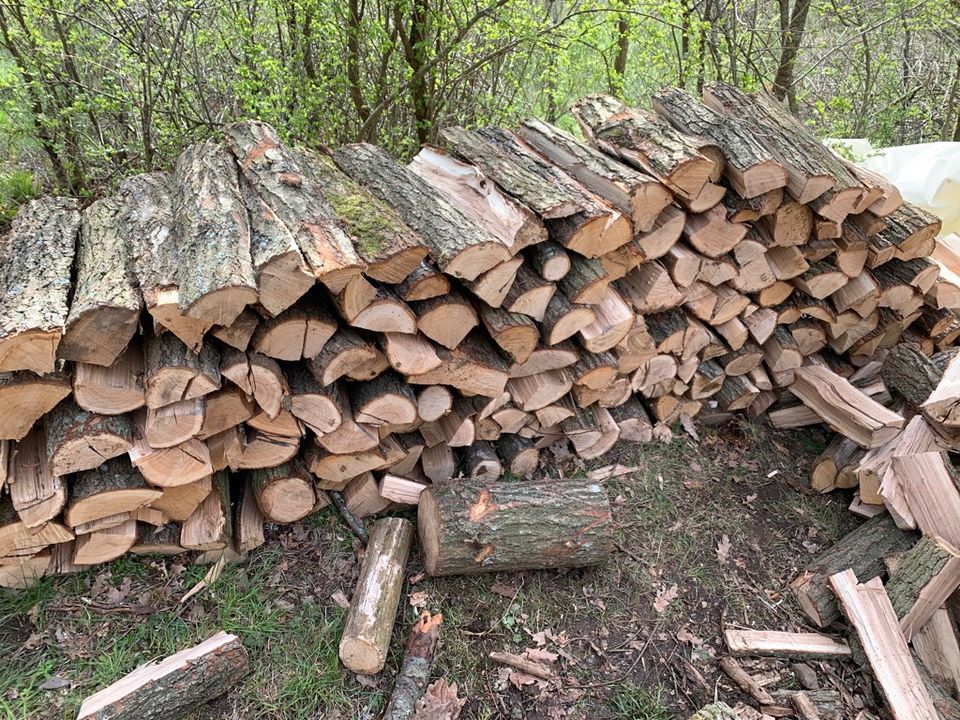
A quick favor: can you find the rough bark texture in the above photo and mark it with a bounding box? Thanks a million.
[418,477,612,575]
[0,197,80,373]
[334,143,508,280]
[887,535,960,639]
[59,197,142,366]
[76,632,249,720]
[790,514,917,627]
[882,344,943,407]
[339,517,413,674]
[382,612,442,720]
[65,456,162,527]
[45,400,134,476]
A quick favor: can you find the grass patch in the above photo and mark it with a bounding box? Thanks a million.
[606,682,672,719]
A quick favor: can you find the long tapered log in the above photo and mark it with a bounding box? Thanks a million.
[339,518,413,674]
[409,147,547,254]
[440,126,631,257]
[0,371,71,441]
[44,401,133,476]
[790,515,917,627]
[172,141,258,325]
[57,197,142,365]
[144,334,220,409]
[0,197,80,373]
[652,86,788,197]
[76,631,249,720]
[517,118,672,231]
[334,143,508,280]
[225,121,364,292]
[571,94,718,200]
[829,570,938,720]
[418,477,612,575]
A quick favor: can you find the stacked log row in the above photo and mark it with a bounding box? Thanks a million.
[0,82,955,592]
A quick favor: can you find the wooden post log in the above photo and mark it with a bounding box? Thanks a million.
[44,401,134,476]
[418,477,612,575]
[571,94,718,200]
[517,117,672,231]
[0,370,71,441]
[652,86,787,197]
[64,457,163,528]
[409,146,547,254]
[250,460,317,524]
[829,570,938,720]
[0,197,80,373]
[76,632,249,720]
[171,141,259,327]
[58,197,142,366]
[334,143,508,280]
[790,514,917,627]
[339,517,413,674]
[225,121,364,292]
[439,126,631,257]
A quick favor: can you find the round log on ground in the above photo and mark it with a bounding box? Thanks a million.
[418,477,612,576]
[381,612,444,720]
[339,517,413,674]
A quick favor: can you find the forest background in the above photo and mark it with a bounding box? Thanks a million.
[0,0,958,219]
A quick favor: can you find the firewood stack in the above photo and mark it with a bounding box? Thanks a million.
[0,81,954,590]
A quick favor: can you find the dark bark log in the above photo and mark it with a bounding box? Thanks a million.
[45,400,134,476]
[790,514,917,627]
[0,197,80,373]
[334,143,508,280]
[381,612,443,720]
[76,632,249,720]
[58,197,141,366]
[882,344,942,407]
[225,121,364,292]
[418,477,613,575]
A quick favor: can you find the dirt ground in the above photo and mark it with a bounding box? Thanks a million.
[0,419,867,719]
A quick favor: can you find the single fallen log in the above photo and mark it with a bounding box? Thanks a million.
[339,517,413,674]
[0,197,80,373]
[58,197,142,366]
[723,627,851,659]
[829,569,938,720]
[382,612,443,720]
[790,514,917,627]
[418,477,612,575]
[76,631,249,720]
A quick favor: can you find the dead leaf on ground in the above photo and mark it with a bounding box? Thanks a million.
[525,648,559,664]
[716,534,732,565]
[490,581,517,598]
[330,590,350,609]
[412,678,466,720]
[39,676,70,691]
[680,413,700,442]
[653,583,679,613]
[508,670,539,689]
[408,590,429,608]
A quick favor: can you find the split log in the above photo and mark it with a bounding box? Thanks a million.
[760,200,814,247]
[518,117,672,231]
[616,262,684,314]
[9,428,65,527]
[421,443,455,483]
[211,309,258,351]
[313,384,378,454]
[284,364,341,434]
[235,480,265,553]
[220,348,285,418]
[652,86,787,197]
[73,344,145,415]
[58,197,141,366]
[0,371,72,441]
[790,514,917,627]
[792,260,849,299]
[339,517,413,674]
[411,291,479,351]
[381,612,443,720]
[881,344,942,408]
[378,474,428,506]
[723,628,850,659]
[0,494,73,557]
[251,303,336,361]
[73,519,138,564]
[718,656,774,706]
[418,477,612,575]
[354,371,418,426]
[607,397,653,443]
[233,428,299,470]
[682,204,747,258]
[913,607,960,699]
[508,370,572,411]
[829,569,938,720]
[481,306,539,363]
[197,387,256,440]
[811,436,863,493]
[306,327,379,386]
[578,285,633,353]
[250,460,317,523]
[440,126,631,256]
[572,94,718,200]
[45,401,133,476]
[172,141,258,326]
[892,452,960,549]
[0,197,80,373]
[144,334,220,409]
[541,293,596,345]
[497,434,539,476]
[407,333,510,398]
[335,142,508,280]
[145,398,205,449]
[921,352,960,429]
[130,523,186,556]
[381,332,441,376]
[128,423,213,488]
[409,146,546,254]
[396,260,450,301]
[180,472,231,551]
[462,441,503,481]
[225,121,364,292]
[528,241,571,281]
[76,631,249,720]
[148,477,212,523]
[791,365,904,448]
[873,203,941,263]
[886,535,960,640]
[502,266,556,321]
[64,457,162,528]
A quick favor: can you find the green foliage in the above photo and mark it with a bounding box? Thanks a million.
[606,683,672,719]
[0,170,36,225]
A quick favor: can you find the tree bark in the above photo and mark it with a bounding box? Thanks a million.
[45,400,134,476]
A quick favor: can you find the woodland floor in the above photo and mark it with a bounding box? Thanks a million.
[0,419,867,720]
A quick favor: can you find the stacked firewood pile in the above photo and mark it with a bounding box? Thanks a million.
[0,80,952,603]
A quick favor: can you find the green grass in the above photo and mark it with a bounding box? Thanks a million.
[606,683,672,719]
